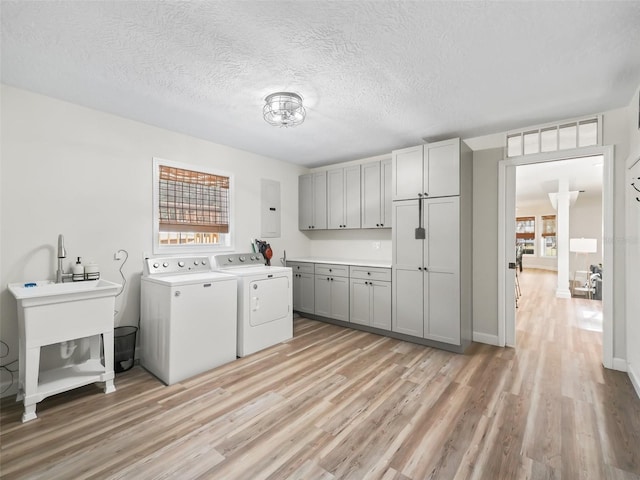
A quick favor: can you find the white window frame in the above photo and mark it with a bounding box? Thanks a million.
[506,115,602,158]
[152,157,234,254]
[540,215,557,258]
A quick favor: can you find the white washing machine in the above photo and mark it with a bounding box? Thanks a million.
[140,256,237,385]
[212,253,292,357]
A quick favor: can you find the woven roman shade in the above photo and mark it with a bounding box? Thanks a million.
[158,165,229,233]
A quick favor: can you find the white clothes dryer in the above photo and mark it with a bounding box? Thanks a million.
[212,253,292,357]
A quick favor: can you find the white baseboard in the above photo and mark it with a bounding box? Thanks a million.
[612,357,628,372]
[628,363,640,400]
[523,265,557,271]
[473,331,501,346]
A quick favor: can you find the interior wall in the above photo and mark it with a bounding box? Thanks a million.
[568,193,604,273]
[306,229,392,261]
[470,109,630,357]
[0,85,311,395]
[471,147,501,340]
[518,194,604,273]
[602,107,630,363]
[626,84,640,395]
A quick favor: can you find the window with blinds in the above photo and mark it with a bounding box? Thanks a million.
[153,158,233,252]
[515,216,535,255]
[541,215,557,257]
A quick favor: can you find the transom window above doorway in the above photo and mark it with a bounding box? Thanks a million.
[506,116,601,158]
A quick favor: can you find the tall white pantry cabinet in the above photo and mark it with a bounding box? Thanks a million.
[391,138,472,352]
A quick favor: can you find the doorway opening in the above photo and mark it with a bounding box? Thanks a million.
[514,156,604,352]
[498,145,614,368]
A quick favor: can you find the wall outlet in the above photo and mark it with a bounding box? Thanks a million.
[114,251,123,260]
[373,241,381,250]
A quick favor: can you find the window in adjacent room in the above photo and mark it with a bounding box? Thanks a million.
[515,216,535,255]
[153,158,233,253]
[540,215,557,257]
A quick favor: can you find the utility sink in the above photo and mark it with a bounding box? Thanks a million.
[9,279,120,306]
[8,279,121,422]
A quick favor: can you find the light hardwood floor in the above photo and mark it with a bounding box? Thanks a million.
[1,268,639,479]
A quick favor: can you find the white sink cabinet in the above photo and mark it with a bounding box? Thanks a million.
[8,280,121,422]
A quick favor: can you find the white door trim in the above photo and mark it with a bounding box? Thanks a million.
[498,145,614,368]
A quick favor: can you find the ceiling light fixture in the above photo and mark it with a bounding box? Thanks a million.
[263,92,305,127]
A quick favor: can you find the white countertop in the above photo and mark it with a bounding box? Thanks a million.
[286,257,391,268]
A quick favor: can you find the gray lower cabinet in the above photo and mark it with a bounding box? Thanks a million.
[289,262,315,314]
[350,266,391,330]
[314,264,349,321]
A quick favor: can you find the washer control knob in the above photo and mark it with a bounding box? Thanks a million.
[228,258,233,262]
[162,262,169,268]
[178,261,185,267]
[152,262,159,269]
[201,260,207,266]
[193,260,199,266]
[239,256,246,262]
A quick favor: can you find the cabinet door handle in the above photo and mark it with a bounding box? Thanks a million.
[376,223,379,227]
[380,223,384,227]
[329,269,332,272]
[326,277,330,281]
[424,192,429,196]
[418,266,422,271]
[330,277,334,281]
[418,193,423,198]
[367,272,371,275]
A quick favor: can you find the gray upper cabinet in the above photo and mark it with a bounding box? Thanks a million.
[298,172,327,230]
[327,165,361,229]
[391,145,423,201]
[391,138,461,200]
[361,159,392,229]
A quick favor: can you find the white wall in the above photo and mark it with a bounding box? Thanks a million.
[602,107,630,363]
[472,148,501,339]
[471,109,630,362]
[626,84,640,397]
[0,85,311,396]
[568,193,604,273]
[517,194,604,272]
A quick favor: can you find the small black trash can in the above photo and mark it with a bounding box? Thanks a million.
[114,326,138,373]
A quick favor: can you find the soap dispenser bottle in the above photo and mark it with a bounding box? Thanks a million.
[72,257,84,281]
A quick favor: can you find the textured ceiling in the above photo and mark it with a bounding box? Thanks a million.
[2,1,640,167]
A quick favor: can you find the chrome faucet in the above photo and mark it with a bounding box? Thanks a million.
[56,234,72,283]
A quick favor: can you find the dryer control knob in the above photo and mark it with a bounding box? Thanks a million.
[178,261,185,267]
[201,260,207,265]
[193,260,199,266]
[239,256,246,262]
[153,262,159,268]
[228,258,233,262]
[162,262,169,268]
